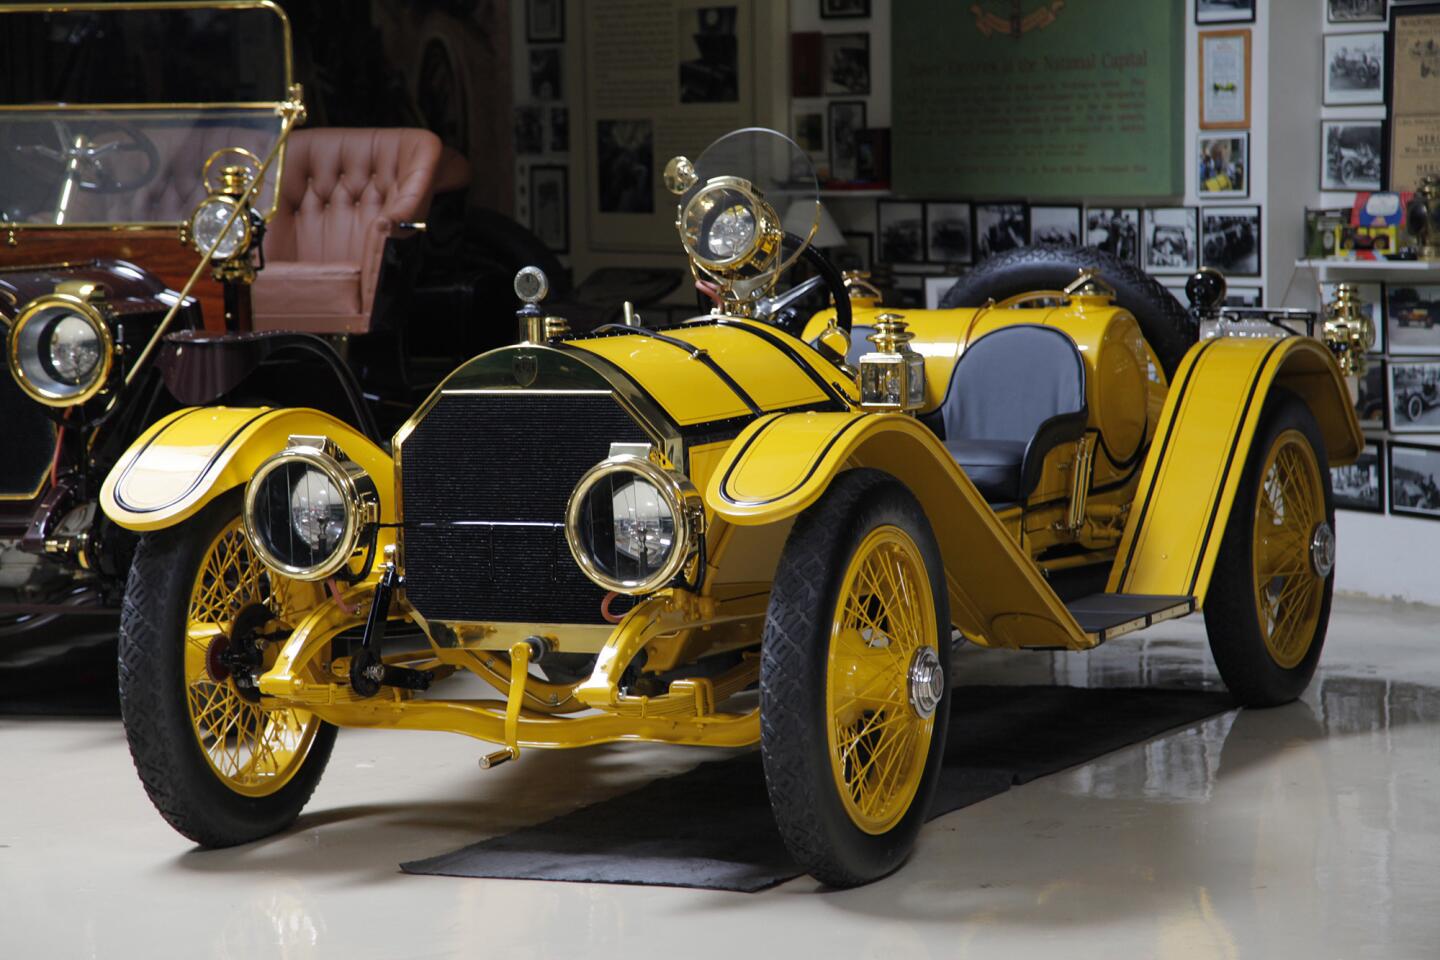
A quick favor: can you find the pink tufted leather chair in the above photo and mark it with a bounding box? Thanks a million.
[251,128,444,334]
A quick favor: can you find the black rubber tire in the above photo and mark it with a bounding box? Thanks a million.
[760,469,951,887]
[939,244,1196,379]
[117,490,336,847]
[1407,394,1423,422]
[1203,392,1334,707]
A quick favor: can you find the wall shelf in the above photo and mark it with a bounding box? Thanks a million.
[1296,258,1440,273]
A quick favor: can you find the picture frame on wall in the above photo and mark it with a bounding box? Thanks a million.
[1029,205,1081,246]
[1142,207,1198,274]
[1333,441,1385,513]
[827,100,866,182]
[1387,358,1440,432]
[1389,441,1440,519]
[975,203,1029,259]
[1200,205,1261,277]
[823,33,870,96]
[1356,360,1387,429]
[924,275,960,310]
[1328,0,1385,24]
[1321,280,1385,353]
[1199,30,1251,129]
[836,231,873,273]
[1324,32,1385,107]
[1321,119,1384,191]
[1386,284,1440,355]
[1196,0,1255,25]
[924,201,973,264]
[529,164,569,253]
[1387,5,1440,191]
[821,0,872,19]
[1198,132,1249,197]
[526,0,564,43]
[878,200,926,265]
[1085,207,1140,264]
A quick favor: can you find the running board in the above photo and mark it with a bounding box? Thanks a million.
[1065,593,1196,644]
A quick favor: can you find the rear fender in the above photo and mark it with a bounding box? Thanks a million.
[1107,336,1362,604]
[706,411,1090,650]
[100,406,394,532]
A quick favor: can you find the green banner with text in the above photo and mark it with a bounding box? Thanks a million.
[892,0,1184,198]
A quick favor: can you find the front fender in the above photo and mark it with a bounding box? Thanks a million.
[100,406,394,532]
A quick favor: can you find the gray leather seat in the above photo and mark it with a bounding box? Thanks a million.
[935,324,1088,504]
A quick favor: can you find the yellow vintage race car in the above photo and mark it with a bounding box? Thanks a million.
[100,129,1370,887]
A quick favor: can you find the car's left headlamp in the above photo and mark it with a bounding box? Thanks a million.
[7,287,114,407]
[189,194,252,261]
[565,448,702,595]
[244,436,379,581]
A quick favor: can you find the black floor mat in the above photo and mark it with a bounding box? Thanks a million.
[401,685,1235,892]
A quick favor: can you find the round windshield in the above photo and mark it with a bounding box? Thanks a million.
[677,128,819,299]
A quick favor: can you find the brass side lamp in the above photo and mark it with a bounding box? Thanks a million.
[1406,174,1440,260]
[858,313,926,412]
[1322,282,1376,377]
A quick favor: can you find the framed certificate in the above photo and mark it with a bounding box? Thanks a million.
[1199,30,1251,129]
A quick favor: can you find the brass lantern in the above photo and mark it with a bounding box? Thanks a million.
[1406,174,1440,260]
[1322,282,1376,377]
[858,313,926,412]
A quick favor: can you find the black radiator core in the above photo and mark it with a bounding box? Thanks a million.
[0,370,56,500]
[400,392,648,624]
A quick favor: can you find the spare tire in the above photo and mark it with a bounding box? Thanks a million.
[939,244,1197,379]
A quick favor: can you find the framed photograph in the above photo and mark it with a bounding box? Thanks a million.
[1329,0,1385,24]
[1334,441,1385,513]
[550,106,568,152]
[1142,207,1199,274]
[1200,205,1261,276]
[1029,205,1081,246]
[821,0,872,19]
[794,112,825,157]
[1389,441,1440,518]
[1196,0,1254,24]
[1321,120,1385,192]
[1324,32,1385,106]
[529,165,569,253]
[1198,132,1249,197]
[1386,284,1440,354]
[1355,360,1387,429]
[1085,207,1140,264]
[1389,6,1440,190]
[1199,30,1251,129]
[529,47,563,100]
[823,33,870,96]
[678,6,738,104]
[1388,358,1440,431]
[1225,285,1263,307]
[878,200,925,264]
[526,0,564,42]
[975,203,1029,259]
[827,100,866,182]
[595,119,654,214]
[836,231,873,273]
[1321,281,1385,353]
[925,202,973,264]
[514,106,544,156]
[924,275,961,310]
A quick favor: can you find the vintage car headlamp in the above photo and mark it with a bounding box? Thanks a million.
[1322,282,1376,377]
[244,436,379,581]
[858,313,926,412]
[679,177,780,272]
[7,285,115,407]
[189,194,252,261]
[565,447,702,595]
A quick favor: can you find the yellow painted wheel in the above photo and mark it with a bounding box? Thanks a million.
[184,516,324,797]
[825,527,939,835]
[1252,430,1327,670]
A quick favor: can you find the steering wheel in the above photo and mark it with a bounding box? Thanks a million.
[9,119,161,194]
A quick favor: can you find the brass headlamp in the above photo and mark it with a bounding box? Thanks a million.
[187,147,263,282]
[1322,282,1376,377]
[6,279,115,407]
[667,155,784,311]
[858,313,926,412]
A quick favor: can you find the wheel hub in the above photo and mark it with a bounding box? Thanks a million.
[907,646,944,719]
[1310,521,1336,578]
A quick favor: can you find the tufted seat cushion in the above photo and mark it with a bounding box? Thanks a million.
[252,127,443,334]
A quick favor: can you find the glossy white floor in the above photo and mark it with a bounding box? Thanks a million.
[3,595,1438,959]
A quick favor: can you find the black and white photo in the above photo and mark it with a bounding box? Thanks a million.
[1356,360,1387,429]
[1143,207,1198,274]
[529,47,562,100]
[526,0,564,42]
[1386,284,1440,355]
[595,119,654,214]
[1390,442,1440,518]
[878,200,925,264]
[1196,0,1255,24]
[1029,205,1081,246]
[530,165,568,253]
[1324,32,1384,106]
[821,0,872,19]
[823,33,869,96]
[1328,0,1385,24]
[1201,205,1261,276]
[975,203,1028,259]
[836,231,873,273]
[514,106,543,155]
[827,100,865,182]
[1199,133,1248,197]
[678,7,738,104]
[1086,207,1139,264]
[1333,441,1384,512]
[1321,120,1383,191]
[925,201,972,264]
[1388,359,1440,431]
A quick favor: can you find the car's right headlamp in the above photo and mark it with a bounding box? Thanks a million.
[679,176,781,274]
[565,448,702,595]
[244,436,379,581]
[7,285,115,407]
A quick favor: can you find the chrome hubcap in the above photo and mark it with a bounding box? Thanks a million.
[1310,521,1336,578]
[907,646,944,719]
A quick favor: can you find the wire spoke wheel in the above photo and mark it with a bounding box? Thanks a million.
[1252,430,1326,669]
[184,517,323,797]
[826,526,938,835]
